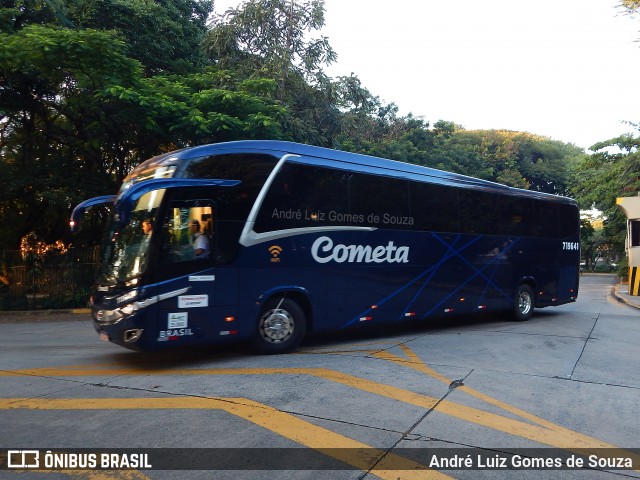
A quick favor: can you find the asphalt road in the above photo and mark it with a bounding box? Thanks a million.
[0,274,639,479]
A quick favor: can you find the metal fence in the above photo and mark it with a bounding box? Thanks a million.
[0,247,100,310]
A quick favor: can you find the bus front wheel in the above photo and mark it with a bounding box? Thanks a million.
[252,298,306,354]
[512,284,534,322]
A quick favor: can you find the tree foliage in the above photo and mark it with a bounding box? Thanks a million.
[205,0,336,100]
[339,122,581,195]
[452,130,582,194]
[0,1,286,247]
[569,127,640,267]
[0,0,72,32]
[99,69,287,152]
[0,25,143,243]
[64,0,213,75]
[1,0,214,74]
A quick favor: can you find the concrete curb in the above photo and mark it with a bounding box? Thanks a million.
[0,308,90,316]
[0,308,91,323]
[611,284,640,310]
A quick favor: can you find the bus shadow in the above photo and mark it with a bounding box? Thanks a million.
[296,309,567,351]
[103,311,565,368]
[303,314,500,349]
[101,342,255,370]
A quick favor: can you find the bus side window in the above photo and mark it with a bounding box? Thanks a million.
[556,203,579,238]
[349,173,410,229]
[533,200,558,238]
[459,189,499,235]
[500,195,534,237]
[161,200,213,263]
[411,182,459,233]
[254,163,349,232]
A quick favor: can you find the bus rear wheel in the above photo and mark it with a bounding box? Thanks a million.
[512,284,534,321]
[252,298,306,354]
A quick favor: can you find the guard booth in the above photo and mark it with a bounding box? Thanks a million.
[617,196,640,296]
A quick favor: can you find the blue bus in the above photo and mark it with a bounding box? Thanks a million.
[71,140,580,353]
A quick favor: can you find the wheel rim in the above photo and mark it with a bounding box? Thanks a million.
[518,290,532,316]
[259,309,295,344]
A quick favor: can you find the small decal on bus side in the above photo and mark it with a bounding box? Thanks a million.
[178,295,209,308]
[168,312,188,329]
[189,275,215,282]
[268,245,283,262]
[562,242,579,251]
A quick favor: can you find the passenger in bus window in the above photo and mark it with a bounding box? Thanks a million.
[141,219,153,237]
[190,220,210,259]
[139,219,153,252]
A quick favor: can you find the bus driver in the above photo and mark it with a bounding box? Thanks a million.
[189,220,210,259]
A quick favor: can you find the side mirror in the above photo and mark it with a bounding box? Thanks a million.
[70,195,116,232]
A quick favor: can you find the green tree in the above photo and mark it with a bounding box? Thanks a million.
[574,131,640,213]
[569,130,640,268]
[0,23,287,247]
[0,0,71,32]
[342,123,582,195]
[205,0,336,101]
[447,130,582,194]
[64,0,213,75]
[99,69,287,153]
[0,25,143,244]
[579,217,597,270]
[0,0,213,75]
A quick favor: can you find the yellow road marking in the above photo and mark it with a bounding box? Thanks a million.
[353,345,640,461]
[0,363,629,451]
[2,344,638,468]
[0,397,451,480]
[387,345,578,423]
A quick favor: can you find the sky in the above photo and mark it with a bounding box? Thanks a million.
[213,0,640,151]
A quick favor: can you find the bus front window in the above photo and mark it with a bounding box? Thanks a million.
[99,190,165,285]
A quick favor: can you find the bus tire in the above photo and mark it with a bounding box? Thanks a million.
[251,298,306,354]
[512,284,534,321]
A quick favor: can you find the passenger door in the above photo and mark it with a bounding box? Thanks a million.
[153,196,218,344]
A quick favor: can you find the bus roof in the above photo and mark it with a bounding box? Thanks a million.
[132,140,576,205]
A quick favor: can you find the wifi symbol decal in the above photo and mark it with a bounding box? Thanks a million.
[268,245,283,262]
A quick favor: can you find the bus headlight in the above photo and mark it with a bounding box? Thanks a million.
[117,289,138,305]
[94,303,137,324]
[94,308,124,324]
[119,303,137,316]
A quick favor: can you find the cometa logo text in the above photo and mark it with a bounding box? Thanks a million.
[311,236,409,264]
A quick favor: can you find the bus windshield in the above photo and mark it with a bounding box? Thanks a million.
[99,190,165,285]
